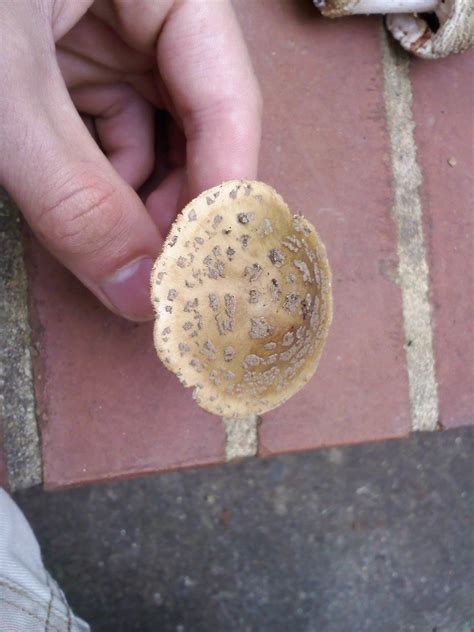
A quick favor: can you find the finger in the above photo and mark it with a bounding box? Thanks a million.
[156,0,262,197]
[56,9,162,107]
[58,42,162,109]
[2,64,162,321]
[58,9,151,74]
[71,83,155,189]
[90,0,173,55]
[146,167,186,237]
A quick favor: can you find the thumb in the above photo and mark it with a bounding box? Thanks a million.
[1,58,162,322]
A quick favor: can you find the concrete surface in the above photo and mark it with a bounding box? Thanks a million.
[0,189,41,490]
[14,427,474,632]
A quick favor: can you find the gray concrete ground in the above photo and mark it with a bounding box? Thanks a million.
[14,427,474,632]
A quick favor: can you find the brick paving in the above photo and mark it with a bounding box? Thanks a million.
[411,50,474,429]
[1,2,472,489]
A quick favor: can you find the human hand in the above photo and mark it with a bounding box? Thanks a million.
[0,0,261,320]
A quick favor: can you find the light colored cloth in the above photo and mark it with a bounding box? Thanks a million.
[0,489,90,631]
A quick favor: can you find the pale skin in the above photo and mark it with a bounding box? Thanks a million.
[0,0,262,320]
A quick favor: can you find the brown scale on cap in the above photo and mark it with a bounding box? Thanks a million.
[150,180,332,418]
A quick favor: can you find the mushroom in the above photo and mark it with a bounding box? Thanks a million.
[314,0,474,58]
[150,180,332,418]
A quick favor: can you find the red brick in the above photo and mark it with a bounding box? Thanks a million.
[411,51,474,429]
[26,2,413,488]
[28,245,225,490]
[233,2,411,454]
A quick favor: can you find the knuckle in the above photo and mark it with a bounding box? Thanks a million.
[36,173,126,256]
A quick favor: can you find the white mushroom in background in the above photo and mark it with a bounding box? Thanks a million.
[150,180,332,418]
[314,0,474,58]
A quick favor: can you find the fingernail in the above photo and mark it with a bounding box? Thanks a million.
[101,256,154,321]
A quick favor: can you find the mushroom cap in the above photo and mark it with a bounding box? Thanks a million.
[150,180,332,418]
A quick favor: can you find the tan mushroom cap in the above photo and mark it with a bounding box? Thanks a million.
[150,180,332,418]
